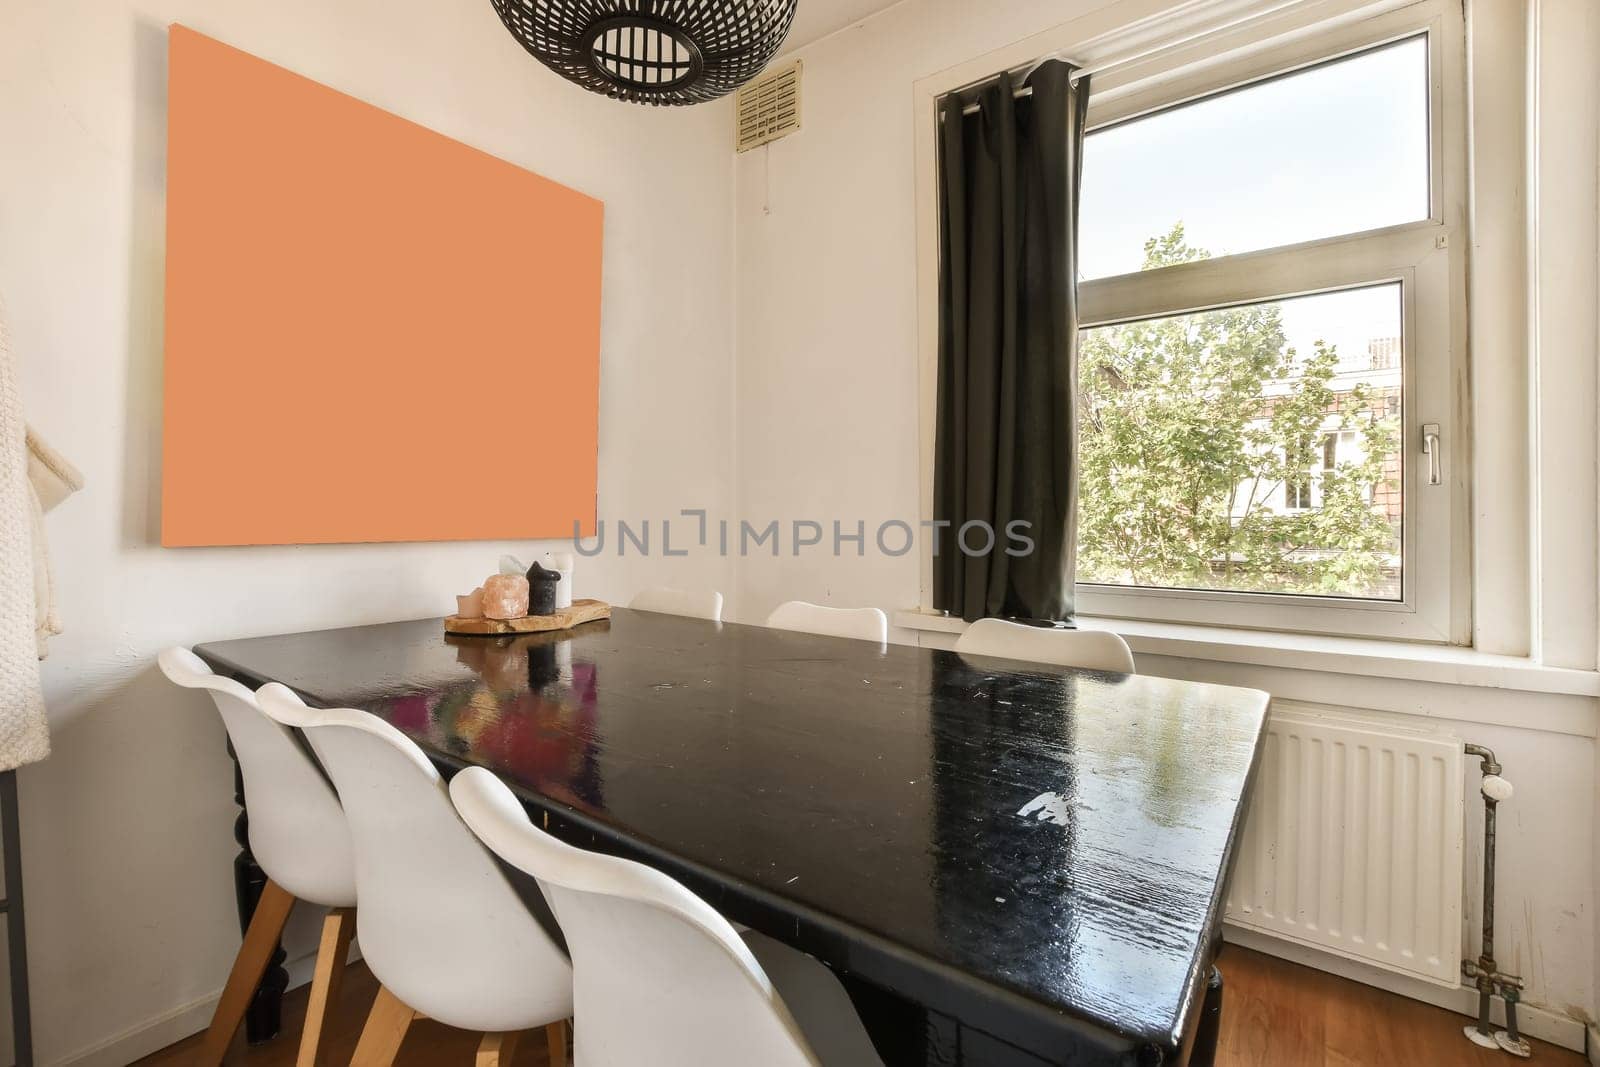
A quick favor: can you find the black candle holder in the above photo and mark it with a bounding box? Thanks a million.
[525,561,563,616]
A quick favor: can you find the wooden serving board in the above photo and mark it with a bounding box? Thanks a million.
[445,598,610,635]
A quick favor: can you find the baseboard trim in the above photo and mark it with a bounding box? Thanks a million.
[55,945,342,1067]
[1225,924,1587,1054]
[1587,1023,1598,1066]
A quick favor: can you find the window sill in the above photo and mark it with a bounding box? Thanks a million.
[891,610,1600,697]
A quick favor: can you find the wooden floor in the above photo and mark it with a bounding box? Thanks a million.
[1215,946,1583,1067]
[134,959,560,1067]
[136,944,1585,1066]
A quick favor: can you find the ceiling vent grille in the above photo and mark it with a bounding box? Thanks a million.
[735,59,801,152]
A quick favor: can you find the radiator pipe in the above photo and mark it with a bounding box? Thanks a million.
[1461,743,1530,1058]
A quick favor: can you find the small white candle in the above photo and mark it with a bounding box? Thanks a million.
[543,551,575,610]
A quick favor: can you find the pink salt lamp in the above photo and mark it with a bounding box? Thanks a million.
[455,587,484,619]
[481,574,529,620]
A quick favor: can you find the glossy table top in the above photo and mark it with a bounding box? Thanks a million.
[197,610,1269,1065]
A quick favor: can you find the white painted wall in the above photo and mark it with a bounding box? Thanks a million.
[732,0,1600,1043]
[734,0,1131,627]
[0,0,736,1062]
[1527,0,1600,671]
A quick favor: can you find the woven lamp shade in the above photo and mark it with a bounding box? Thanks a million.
[491,0,798,106]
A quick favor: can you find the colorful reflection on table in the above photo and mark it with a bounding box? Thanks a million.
[377,628,604,812]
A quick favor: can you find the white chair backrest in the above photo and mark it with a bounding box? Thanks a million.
[449,766,821,1067]
[629,587,724,622]
[257,685,571,1033]
[954,619,1136,674]
[158,648,355,907]
[765,601,887,644]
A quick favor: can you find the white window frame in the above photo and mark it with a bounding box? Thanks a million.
[912,0,1471,645]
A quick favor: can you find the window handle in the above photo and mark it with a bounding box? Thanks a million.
[1422,423,1441,486]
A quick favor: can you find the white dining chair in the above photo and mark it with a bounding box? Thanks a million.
[157,647,357,1067]
[256,684,572,1067]
[954,618,1136,674]
[629,586,724,622]
[766,601,888,644]
[449,766,884,1067]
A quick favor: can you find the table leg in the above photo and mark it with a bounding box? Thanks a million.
[1,770,33,1067]
[1186,966,1225,1067]
[228,739,288,1044]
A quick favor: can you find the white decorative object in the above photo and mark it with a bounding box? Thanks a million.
[542,551,575,611]
[499,554,528,577]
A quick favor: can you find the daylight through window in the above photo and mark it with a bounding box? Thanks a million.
[1073,34,1434,611]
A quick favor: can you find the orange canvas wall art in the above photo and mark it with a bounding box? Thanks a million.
[161,25,603,546]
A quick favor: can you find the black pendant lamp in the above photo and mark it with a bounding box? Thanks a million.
[491,0,798,106]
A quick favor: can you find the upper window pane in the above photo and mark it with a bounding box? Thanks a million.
[1079,37,1429,280]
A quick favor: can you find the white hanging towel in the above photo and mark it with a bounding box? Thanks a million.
[0,303,51,770]
[26,426,82,655]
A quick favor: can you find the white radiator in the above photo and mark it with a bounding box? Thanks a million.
[1224,706,1465,986]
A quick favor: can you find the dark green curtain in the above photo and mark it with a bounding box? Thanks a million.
[932,60,1088,623]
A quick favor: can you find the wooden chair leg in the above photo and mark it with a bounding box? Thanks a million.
[198,879,296,1066]
[350,985,417,1067]
[546,1020,569,1066]
[476,1029,523,1067]
[296,907,355,1067]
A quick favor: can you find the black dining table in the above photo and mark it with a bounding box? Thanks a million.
[196,608,1269,1066]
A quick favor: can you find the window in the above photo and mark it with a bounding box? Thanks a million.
[1078,38,1430,281]
[1069,1,1465,642]
[915,0,1468,643]
[1077,282,1404,600]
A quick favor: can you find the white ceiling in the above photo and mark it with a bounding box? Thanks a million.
[779,0,906,53]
